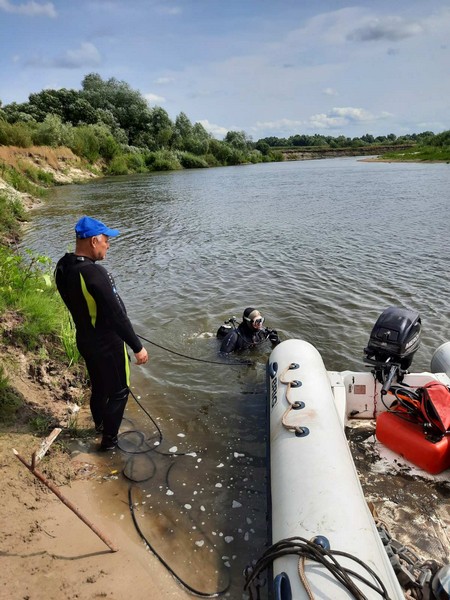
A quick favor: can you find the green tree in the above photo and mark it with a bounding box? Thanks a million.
[147,106,174,149]
[183,122,210,155]
[172,112,193,149]
[429,130,450,147]
[2,101,38,123]
[208,138,233,164]
[80,73,152,145]
[255,140,270,155]
[361,133,375,144]
[224,130,252,150]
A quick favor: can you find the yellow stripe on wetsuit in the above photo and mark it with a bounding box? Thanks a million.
[80,273,97,327]
[80,272,131,387]
[124,343,130,386]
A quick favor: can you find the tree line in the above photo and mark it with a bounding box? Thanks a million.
[0,73,282,174]
[0,72,449,174]
[255,131,438,151]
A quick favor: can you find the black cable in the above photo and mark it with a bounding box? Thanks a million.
[124,393,230,595]
[128,486,230,598]
[244,537,392,600]
[128,388,163,444]
[137,333,251,366]
[127,389,196,456]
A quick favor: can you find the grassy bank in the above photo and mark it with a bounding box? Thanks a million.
[380,146,450,161]
[0,177,84,430]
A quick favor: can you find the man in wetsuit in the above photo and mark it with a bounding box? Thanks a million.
[55,216,148,451]
[219,307,280,354]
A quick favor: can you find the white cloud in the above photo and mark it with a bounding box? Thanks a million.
[347,16,424,42]
[309,107,375,129]
[55,42,101,68]
[144,92,166,104]
[331,107,373,120]
[154,77,175,85]
[0,0,56,17]
[25,42,101,69]
[323,87,338,96]
[305,107,394,130]
[252,119,305,134]
[198,119,228,138]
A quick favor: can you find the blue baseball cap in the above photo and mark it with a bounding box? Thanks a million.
[75,216,120,239]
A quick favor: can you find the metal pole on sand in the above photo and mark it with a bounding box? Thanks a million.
[13,428,118,553]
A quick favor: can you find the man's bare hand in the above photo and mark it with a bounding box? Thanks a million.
[135,347,148,365]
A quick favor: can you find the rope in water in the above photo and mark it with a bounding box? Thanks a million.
[137,333,251,366]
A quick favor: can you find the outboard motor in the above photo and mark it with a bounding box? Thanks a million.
[364,307,421,395]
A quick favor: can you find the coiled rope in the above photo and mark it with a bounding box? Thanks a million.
[244,536,392,600]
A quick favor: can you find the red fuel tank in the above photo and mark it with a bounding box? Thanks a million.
[376,411,450,475]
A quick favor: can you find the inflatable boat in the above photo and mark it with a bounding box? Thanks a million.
[263,307,450,600]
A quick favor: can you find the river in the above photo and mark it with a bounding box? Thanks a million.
[23,157,450,598]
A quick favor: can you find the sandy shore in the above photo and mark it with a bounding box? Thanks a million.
[1,434,195,600]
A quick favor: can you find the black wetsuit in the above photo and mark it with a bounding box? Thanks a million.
[220,322,276,354]
[55,253,143,438]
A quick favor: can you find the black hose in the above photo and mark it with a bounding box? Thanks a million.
[128,486,230,598]
[137,333,251,366]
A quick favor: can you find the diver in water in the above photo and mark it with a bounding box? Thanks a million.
[218,307,280,354]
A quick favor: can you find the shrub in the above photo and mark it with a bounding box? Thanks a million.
[107,154,128,175]
[0,164,47,197]
[0,120,33,147]
[70,125,101,162]
[178,152,209,169]
[248,150,263,164]
[99,135,120,161]
[226,148,245,165]
[59,311,81,367]
[32,114,74,147]
[145,150,182,171]
[70,124,126,163]
[0,192,25,242]
[209,139,232,164]
[204,153,220,167]
[268,150,285,162]
[0,248,64,351]
[125,152,146,172]
[20,163,56,186]
[16,289,61,348]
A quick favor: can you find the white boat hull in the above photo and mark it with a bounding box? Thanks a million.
[268,339,405,599]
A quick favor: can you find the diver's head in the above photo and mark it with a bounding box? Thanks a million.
[243,307,265,330]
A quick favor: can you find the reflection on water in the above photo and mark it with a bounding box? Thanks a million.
[23,158,450,598]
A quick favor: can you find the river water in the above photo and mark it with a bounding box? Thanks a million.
[23,157,450,597]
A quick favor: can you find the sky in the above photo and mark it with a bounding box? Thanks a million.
[0,0,449,140]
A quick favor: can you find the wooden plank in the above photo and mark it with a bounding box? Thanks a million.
[31,427,62,469]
